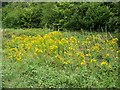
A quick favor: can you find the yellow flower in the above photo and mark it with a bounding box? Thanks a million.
[61,38,68,44]
[64,51,67,54]
[90,59,96,63]
[70,36,76,43]
[68,53,72,56]
[85,53,91,57]
[79,52,85,59]
[86,38,89,41]
[8,55,12,59]
[55,55,63,61]
[68,47,74,51]
[92,45,100,51]
[63,62,68,65]
[50,45,58,50]
[117,50,120,53]
[67,60,71,64]
[10,48,18,52]
[38,49,43,53]
[16,56,21,61]
[34,52,37,56]
[101,61,108,65]
[105,54,109,58]
[80,60,86,65]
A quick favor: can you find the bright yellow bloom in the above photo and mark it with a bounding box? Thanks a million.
[117,50,120,53]
[64,51,67,54]
[16,56,21,61]
[68,47,74,51]
[38,49,43,53]
[85,53,91,57]
[10,48,18,52]
[70,36,76,43]
[68,53,72,56]
[92,45,100,51]
[80,60,86,65]
[63,62,68,65]
[61,38,68,44]
[50,45,58,50]
[101,61,108,65]
[90,59,96,63]
[63,60,71,65]
[79,52,85,58]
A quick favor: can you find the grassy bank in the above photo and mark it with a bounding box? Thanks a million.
[2,28,119,88]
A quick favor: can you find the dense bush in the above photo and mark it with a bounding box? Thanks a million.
[2,2,119,32]
[2,2,43,28]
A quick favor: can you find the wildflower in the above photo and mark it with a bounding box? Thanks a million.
[55,55,64,61]
[38,49,43,53]
[16,56,21,61]
[105,54,109,58]
[63,62,68,65]
[67,60,71,64]
[34,52,37,56]
[50,45,58,50]
[85,53,91,57]
[64,51,67,54]
[90,59,96,63]
[79,52,85,58]
[68,47,74,51]
[80,60,86,65]
[10,48,18,52]
[101,61,108,65]
[12,35,15,38]
[68,53,72,56]
[117,50,120,53]
[8,55,12,59]
[86,38,89,41]
[92,45,100,51]
[61,38,68,44]
[70,36,76,43]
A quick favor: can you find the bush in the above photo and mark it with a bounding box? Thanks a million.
[2,2,119,32]
[41,2,118,32]
[2,2,43,28]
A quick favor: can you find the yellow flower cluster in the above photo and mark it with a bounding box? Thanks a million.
[101,61,108,65]
[4,31,118,68]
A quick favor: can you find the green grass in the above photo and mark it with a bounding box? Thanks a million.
[2,28,119,88]
[2,58,118,88]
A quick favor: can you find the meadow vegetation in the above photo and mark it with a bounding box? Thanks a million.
[2,28,119,88]
[1,2,119,88]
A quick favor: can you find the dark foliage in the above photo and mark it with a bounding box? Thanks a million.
[2,2,119,32]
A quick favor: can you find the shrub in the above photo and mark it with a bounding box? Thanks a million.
[2,2,119,32]
[41,2,117,32]
[2,2,43,28]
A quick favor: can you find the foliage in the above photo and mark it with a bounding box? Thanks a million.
[2,2,119,32]
[2,29,119,88]
[2,2,43,28]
